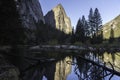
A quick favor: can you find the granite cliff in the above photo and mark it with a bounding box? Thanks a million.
[103,15,120,39]
[17,0,45,27]
[0,0,45,44]
[45,4,72,34]
[16,0,45,42]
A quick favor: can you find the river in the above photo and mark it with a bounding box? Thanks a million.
[20,49,120,80]
[1,47,120,80]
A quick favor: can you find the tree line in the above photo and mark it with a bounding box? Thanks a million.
[73,8,103,44]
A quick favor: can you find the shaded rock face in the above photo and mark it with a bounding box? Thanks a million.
[17,0,45,28]
[0,0,45,44]
[45,4,72,34]
[0,0,26,44]
[103,15,120,39]
[16,0,45,42]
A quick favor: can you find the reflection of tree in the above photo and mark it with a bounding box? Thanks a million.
[74,51,118,80]
[110,52,116,65]
[103,51,117,68]
[76,56,91,79]
[75,51,93,79]
[76,56,104,80]
[98,50,105,61]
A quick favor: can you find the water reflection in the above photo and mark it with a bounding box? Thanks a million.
[76,58,105,80]
[22,56,72,80]
[100,51,120,72]
[2,48,120,80]
[15,51,72,80]
[54,57,72,80]
[23,60,56,80]
[72,51,120,80]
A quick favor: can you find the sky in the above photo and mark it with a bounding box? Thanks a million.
[39,0,120,28]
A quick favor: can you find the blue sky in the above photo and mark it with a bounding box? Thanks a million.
[40,0,120,28]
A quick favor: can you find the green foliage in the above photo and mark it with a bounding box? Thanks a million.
[75,17,86,43]
[88,8,95,37]
[74,8,103,44]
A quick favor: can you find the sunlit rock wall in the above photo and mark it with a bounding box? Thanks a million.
[45,4,72,34]
[54,57,72,80]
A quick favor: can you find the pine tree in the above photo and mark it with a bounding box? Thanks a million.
[75,19,85,42]
[88,8,103,44]
[82,16,89,37]
[88,8,94,37]
[71,27,75,43]
[93,8,102,36]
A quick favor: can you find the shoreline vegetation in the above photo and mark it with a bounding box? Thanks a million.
[0,43,120,53]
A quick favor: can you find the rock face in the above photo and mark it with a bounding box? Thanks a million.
[16,0,45,42]
[45,4,72,34]
[103,15,120,39]
[0,0,45,44]
[17,0,45,27]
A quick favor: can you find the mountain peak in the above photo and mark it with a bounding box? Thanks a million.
[52,3,66,16]
[45,3,72,34]
[57,3,63,7]
[53,3,64,10]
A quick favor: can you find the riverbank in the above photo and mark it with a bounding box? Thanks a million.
[0,44,120,53]
[28,45,120,53]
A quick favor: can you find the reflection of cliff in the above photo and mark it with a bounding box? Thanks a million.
[102,52,120,71]
[22,57,72,80]
[54,57,72,80]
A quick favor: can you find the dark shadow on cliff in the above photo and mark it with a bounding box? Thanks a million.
[35,10,71,44]
[0,0,25,45]
[44,10,56,28]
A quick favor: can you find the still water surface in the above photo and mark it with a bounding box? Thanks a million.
[6,48,120,80]
[18,50,120,80]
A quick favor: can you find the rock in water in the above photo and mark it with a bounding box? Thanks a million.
[45,4,72,34]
